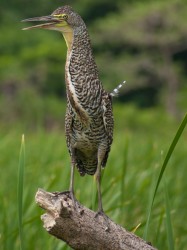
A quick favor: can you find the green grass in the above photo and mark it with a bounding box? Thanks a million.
[18,135,25,250]
[0,104,187,249]
[164,179,174,250]
[144,113,187,241]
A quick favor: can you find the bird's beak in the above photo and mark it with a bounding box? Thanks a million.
[21,15,59,30]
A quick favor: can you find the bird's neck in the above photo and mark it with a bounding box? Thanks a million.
[62,26,102,123]
[62,27,73,50]
[66,26,99,77]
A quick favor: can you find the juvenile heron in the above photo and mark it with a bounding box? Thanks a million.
[22,5,114,214]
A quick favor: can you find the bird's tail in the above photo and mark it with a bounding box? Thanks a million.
[110,80,126,97]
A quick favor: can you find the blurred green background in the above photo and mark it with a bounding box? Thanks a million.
[0,0,187,249]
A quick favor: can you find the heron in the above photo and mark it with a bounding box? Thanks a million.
[22,5,122,215]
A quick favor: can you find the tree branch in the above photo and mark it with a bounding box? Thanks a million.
[35,189,157,250]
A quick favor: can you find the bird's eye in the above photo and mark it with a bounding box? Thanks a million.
[53,14,68,20]
[62,14,68,20]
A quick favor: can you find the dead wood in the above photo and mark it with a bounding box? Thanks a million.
[35,189,157,250]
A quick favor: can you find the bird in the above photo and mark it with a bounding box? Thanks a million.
[22,5,115,215]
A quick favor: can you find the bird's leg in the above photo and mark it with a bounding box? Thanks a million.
[95,160,103,213]
[69,163,75,203]
[94,152,110,231]
[69,147,76,207]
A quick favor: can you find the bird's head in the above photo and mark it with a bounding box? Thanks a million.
[22,5,84,32]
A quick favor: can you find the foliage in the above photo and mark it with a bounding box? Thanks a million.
[144,113,187,240]
[91,0,187,115]
[0,1,187,249]
[0,0,187,115]
[0,106,187,249]
[17,135,25,250]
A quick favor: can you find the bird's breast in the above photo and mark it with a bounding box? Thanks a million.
[65,50,90,126]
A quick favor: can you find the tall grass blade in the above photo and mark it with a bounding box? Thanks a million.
[131,223,141,233]
[144,113,187,240]
[1,195,8,250]
[155,208,164,243]
[17,134,25,250]
[121,139,128,203]
[164,180,175,250]
[120,139,128,220]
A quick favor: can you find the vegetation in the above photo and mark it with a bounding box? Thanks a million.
[0,0,187,119]
[0,0,187,249]
[1,105,187,249]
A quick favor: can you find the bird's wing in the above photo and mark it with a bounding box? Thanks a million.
[65,103,73,156]
[102,92,114,143]
[100,92,114,167]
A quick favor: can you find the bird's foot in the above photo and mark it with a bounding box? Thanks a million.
[53,190,70,196]
[69,190,81,211]
[53,190,76,203]
[69,190,76,206]
[95,210,110,232]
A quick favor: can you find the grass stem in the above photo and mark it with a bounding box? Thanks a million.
[17,134,25,250]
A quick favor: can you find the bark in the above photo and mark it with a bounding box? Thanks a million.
[35,189,157,250]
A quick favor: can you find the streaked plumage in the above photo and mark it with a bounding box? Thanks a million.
[22,5,114,213]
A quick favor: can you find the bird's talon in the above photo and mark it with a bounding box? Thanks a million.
[94,210,110,231]
[95,210,104,218]
[69,191,76,206]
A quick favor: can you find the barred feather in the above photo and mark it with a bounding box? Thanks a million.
[110,80,126,97]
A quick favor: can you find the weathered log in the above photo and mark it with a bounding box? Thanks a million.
[35,189,157,250]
